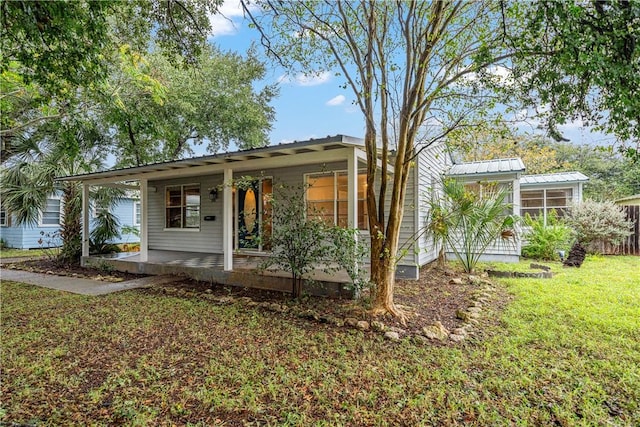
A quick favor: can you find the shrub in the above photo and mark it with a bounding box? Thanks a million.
[259,183,368,298]
[424,178,519,273]
[566,199,633,254]
[90,210,122,255]
[522,211,573,260]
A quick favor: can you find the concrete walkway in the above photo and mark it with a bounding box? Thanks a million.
[1,268,179,296]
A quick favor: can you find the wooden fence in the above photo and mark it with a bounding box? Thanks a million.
[600,205,640,255]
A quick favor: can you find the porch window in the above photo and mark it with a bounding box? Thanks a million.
[521,188,573,224]
[40,197,61,226]
[165,185,200,229]
[306,171,368,230]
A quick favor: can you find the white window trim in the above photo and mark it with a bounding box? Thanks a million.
[0,203,7,227]
[133,200,141,226]
[521,187,574,226]
[164,184,201,231]
[38,196,63,227]
[463,179,515,214]
[304,169,369,231]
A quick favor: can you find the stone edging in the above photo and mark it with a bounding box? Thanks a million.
[159,276,498,345]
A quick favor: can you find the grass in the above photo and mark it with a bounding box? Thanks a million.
[0,248,48,259]
[2,255,639,425]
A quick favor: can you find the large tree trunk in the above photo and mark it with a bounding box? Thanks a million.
[369,193,407,322]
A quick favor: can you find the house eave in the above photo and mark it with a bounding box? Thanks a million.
[57,134,367,184]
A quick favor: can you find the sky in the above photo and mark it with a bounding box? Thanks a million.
[207,1,616,149]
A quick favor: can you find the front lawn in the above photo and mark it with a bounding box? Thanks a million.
[2,256,639,425]
[0,248,47,259]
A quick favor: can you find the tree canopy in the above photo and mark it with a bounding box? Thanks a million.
[1,0,222,94]
[1,0,275,166]
[509,0,640,156]
[98,46,276,166]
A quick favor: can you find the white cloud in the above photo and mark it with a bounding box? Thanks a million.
[326,95,345,106]
[277,71,332,86]
[208,0,256,37]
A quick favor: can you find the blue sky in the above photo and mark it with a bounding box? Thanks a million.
[208,1,616,148]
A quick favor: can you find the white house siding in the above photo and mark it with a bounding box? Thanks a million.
[148,174,225,253]
[415,142,452,268]
[147,162,348,254]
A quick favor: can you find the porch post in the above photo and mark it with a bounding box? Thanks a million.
[82,183,90,257]
[512,176,521,255]
[223,168,233,271]
[347,147,358,229]
[512,176,521,217]
[139,179,148,262]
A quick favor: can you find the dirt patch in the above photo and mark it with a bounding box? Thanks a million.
[2,258,146,282]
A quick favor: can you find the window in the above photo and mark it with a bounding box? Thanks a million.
[306,171,368,230]
[40,198,61,226]
[521,188,573,224]
[133,201,141,226]
[165,185,200,229]
[0,205,7,227]
[464,181,514,213]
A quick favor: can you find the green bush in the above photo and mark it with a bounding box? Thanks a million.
[522,211,573,260]
[565,199,633,254]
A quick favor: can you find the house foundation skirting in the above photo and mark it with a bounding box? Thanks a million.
[81,255,355,298]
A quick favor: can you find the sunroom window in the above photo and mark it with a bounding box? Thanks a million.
[521,188,573,225]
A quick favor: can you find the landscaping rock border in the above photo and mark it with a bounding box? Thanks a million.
[158,275,500,345]
[486,269,553,279]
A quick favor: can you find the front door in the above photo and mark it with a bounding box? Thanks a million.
[237,178,272,251]
[238,181,260,249]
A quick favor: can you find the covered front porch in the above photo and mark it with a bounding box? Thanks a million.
[82,250,358,298]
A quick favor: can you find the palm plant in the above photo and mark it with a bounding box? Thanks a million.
[425,178,518,273]
[1,116,122,263]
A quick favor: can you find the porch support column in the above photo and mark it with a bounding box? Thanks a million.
[139,179,148,262]
[223,168,233,271]
[82,183,90,257]
[512,176,521,255]
[347,147,358,229]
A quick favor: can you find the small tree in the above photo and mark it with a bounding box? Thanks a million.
[425,178,518,273]
[260,183,367,299]
[259,184,332,298]
[566,200,633,254]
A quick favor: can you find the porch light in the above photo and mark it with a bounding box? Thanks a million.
[209,188,218,202]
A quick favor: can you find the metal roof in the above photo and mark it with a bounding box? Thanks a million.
[520,171,589,185]
[57,134,364,183]
[448,158,525,176]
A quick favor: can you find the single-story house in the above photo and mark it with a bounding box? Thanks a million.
[0,195,140,249]
[447,162,588,261]
[57,134,588,293]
